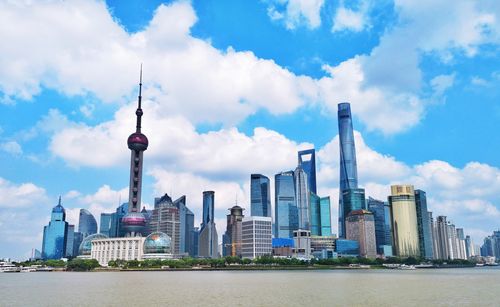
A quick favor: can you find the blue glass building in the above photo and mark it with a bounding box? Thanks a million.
[42,198,69,260]
[294,166,310,230]
[99,213,113,236]
[78,209,97,238]
[274,171,298,238]
[65,224,75,258]
[250,174,271,217]
[340,188,365,239]
[198,191,218,258]
[319,196,332,236]
[109,202,128,237]
[298,149,317,194]
[310,193,321,236]
[335,239,360,257]
[173,195,195,256]
[338,102,359,238]
[367,197,392,255]
[415,190,434,259]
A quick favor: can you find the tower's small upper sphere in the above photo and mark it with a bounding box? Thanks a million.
[127,132,149,151]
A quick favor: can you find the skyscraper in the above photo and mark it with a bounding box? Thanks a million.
[42,197,69,260]
[434,216,450,260]
[298,149,317,194]
[99,213,113,237]
[198,191,218,258]
[121,68,149,236]
[171,195,195,256]
[389,185,420,257]
[78,209,97,238]
[250,174,271,217]
[309,194,332,236]
[274,171,298,238]
[340,188,366,238]
[223,205,244,257]
[109,202,128,237]
[414,190,433,259]
[338,102,359,238]
[367,197,392,255]
[65,224,75,258]
[148,195,181,256]
[294,165,310,230]
[345,210,377,258]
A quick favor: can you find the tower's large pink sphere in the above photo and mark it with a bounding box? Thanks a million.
[127,132,149,151]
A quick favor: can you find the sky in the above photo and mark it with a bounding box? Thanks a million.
[0,0,499,260]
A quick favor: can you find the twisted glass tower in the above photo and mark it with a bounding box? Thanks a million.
[250,174,271,217]
[122,67,149,236]
[338,102,359,238]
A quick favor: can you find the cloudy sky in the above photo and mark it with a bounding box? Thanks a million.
[0,0,499,260]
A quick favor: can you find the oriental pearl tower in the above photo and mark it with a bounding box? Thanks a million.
[121,67,149,236]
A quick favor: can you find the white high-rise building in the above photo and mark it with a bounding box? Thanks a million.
[241,216,272,259]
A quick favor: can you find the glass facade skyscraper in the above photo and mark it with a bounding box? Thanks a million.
[109,202,128,238]
[338,102,359,238]
[309,193,332,236]
[389,185,420,257]
[367,197,392,255]
[340,188,365,239]
[319,196,332,236]
[250,174,271,217]
[99,213,113,236]
[294,166,310,230]
[42,198,69,260]
[415,190,434,259]
[198,191,218,258]
[78,209,97,238]
[274,171,298,238]
[172,195,195,256]
[298,149,317,194]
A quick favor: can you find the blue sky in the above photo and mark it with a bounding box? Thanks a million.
[0,0,499,260]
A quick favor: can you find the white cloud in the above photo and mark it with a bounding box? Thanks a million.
[332,1,370,33]
[0,141,23,156]
[0,177,48,208]
[267,0,325,30]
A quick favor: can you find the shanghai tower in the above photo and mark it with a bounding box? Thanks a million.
[121,67,149,236]
[338,102,359,238]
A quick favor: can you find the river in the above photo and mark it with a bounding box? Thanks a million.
[1,267,499,306]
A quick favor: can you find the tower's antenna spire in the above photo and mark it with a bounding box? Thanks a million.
[58,195,61,206]
[135,64,143,132]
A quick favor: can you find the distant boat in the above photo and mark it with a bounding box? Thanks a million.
[0,262,20,273]
[397,264,416,270]
[476,263,484,267]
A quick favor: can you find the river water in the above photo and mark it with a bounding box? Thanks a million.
[1,268,499,306]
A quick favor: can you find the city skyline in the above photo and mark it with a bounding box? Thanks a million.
[1,0,499,260]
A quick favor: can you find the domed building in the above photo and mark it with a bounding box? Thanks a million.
[77,233,109,258]
[143,232,174,260]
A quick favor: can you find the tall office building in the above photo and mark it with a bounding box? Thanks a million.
[223,206,244,257]
[149,194,181,256]
[198,191,218,258]
[447,223,458,259]
[346,210,377,258]
[170,195,195,256]
[338,102,359,238]
[121,69,149,236]
[73,231,84,257]
[78,209,97,238]
[465,235,474,258]
[340,188,365,239]
[298,149,317,194]
[389,185,420,257]
[294,165,310,230]
[42,197,69,260]
[274,171,298,238]
[192,227,199,258]
[309,193,332,236]
[65,225,75,258]
[428,212,437,259]
[109,202,128,237]
[456,228,467,260]
[250,174,271,217]
[99,213,113,237]
[434,216,450,259]
[367,197,392,255]
[414,190,433,259]
[242,216,272,259]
